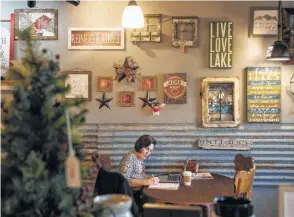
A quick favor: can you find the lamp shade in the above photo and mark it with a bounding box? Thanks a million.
[266,41,290,61]
[122,0,144,28]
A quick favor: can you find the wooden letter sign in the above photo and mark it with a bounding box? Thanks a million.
[209,21,233,68]
[68,28,124,50]
[163,73,187,104]
[247,67,281,123]
[199,137,252,150]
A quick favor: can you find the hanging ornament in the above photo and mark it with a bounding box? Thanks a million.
[138,91,156,108]
[65,110,81,188]
[96,92,113,109]
[150,102,165,116]
[113,56,140,83]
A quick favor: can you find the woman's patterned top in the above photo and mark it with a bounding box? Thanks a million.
[119,151,147,181]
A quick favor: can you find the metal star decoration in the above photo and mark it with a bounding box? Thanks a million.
[113,56,140,83]
[96,92,113,109]
[139,92,156,108]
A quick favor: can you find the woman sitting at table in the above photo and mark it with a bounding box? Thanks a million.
[119,135,160,212]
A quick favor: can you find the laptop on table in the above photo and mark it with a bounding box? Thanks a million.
[157,174,181,183]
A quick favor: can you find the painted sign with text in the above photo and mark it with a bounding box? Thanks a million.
[247,67,281,123]
[163,73,187,104]
[68,28,124,50]
[198,137,252,150]
[209,21,233,68]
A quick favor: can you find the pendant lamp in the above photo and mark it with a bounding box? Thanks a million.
[121,0,144,29]
[266,1,290,61]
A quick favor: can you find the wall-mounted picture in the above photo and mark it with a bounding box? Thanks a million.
[172,16,199,47]
[64,70,92,101]
[249,7,278,37]
[118,91,135,107]
[247,67,281,123]
[1,13,15,85]
[132,14,162,42]
[14,9,58,40]
[141,76,157,91]
[97,76,113,92]
[201,77,240,128]
[163,73,187,104]
[68,28,124,50]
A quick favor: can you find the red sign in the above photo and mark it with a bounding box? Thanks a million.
[163,73,187,104]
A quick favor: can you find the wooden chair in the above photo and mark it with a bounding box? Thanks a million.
[234,165,256,199]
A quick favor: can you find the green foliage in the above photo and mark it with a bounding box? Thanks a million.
[1,28,90,217]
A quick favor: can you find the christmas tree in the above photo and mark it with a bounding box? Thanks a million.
[1,29,91,217]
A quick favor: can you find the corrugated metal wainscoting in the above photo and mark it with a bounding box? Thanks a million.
[81,123,294,187]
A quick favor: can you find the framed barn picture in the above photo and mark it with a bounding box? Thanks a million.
[64,70,92,101]
[201,77,240,128]
[97,76,113,92]
[14,9,58,40]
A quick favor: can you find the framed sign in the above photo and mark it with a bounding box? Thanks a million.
[118,91,135,107]
[163,73,187,104]
[14,9,58,40]
[68,28,124,50]
[64,70,92,101]
[97,76,113,92]
[249,7,278,37]
[1,13,14,85]
[209,21,233,68]
[247,67,281,123]
[141,76,157,91]
[201,77,240,128]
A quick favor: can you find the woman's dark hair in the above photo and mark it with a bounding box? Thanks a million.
[134,135,157,152]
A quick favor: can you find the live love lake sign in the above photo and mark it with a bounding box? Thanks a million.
[209,21,233,68]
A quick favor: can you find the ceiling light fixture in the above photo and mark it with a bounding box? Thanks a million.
[121,0,144,29]
[266,1,290,61]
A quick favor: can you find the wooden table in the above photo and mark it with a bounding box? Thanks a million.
[143,174,234,216]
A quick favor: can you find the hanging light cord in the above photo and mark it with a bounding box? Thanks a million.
[277,0,282,41]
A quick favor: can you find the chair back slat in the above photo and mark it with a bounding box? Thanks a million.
[234,165,256,199]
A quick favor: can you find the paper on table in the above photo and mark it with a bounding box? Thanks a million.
[192,172,214,180]
[148,183,180,190]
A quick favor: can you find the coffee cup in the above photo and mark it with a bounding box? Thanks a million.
[183,171,192,186]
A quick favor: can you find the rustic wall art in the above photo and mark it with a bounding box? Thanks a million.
[1,13,14,85]
[97,76,113,92]
[15,9,58,40]
[172,16,199,52]
[247,67,281,123]
[118,91,135,107]
[249,7,278,37]
[201,77,240,128]
[113,56,140,83]
[64,70,92,101]
[141,76,157,91]
[163,73,187,104]
[132,14,161,42]
[209,21,233,68]
[198,137,252,150]
[68,28,124,50]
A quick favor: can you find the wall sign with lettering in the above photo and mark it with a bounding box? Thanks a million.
[209,21,233,68]
[68,28,124,50]
[163,73,187,104]
[198,137,252,150]
[247,67,281,123]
